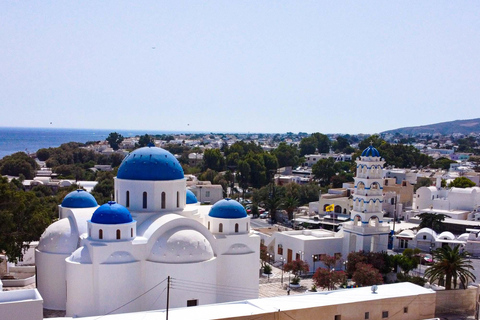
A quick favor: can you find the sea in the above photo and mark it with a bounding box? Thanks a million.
[0,127,186,160]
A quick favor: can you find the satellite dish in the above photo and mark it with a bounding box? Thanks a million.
[371,285,378,294]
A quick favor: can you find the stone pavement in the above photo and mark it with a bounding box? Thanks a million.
[259,264,317,298]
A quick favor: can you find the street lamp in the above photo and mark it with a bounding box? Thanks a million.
[280,257,285,285]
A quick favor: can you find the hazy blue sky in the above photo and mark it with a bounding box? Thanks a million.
[1,2,479,134]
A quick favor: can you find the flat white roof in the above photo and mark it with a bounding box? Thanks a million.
[60,283,434,320]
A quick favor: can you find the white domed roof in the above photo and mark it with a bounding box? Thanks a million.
[149,228,214,263]
[437,231,455,240]
[104,251,136,264]
[69,246,92,264]
[38,218,78,254]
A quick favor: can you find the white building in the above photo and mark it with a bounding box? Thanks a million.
[35,145,259,318]
[266,146,390,271]
[415,185,480,213]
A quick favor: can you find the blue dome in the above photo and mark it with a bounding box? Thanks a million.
[186,190,198,204]
[208,198,247,219]
[91,201,133,225]
[62,189,98,208]
[361,145,380,157]
[117,146,184,181]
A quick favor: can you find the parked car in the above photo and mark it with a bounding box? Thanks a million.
[259,212,268,219]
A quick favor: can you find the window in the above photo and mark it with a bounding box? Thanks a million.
[99,229,103,239]
[382,311,388,318]
[365,312,369,319]
[187,299,198,307]
[208,221,210,230]
[235,223,239,233]
[423,235,427,240]
[403,307,408,314]
[296,253,300,260]
[131,228,133,237]
[334,315,341,320]
[219,223,223,233]
[246,222,249,232]
[143,192,147,209]
[116,229,121,240]
[126,191,130,207]
[277,245,283,255]
[161,192,166,209]
[177,191,179,208]
[205,191,210,197]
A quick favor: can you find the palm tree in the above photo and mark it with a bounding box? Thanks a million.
[417,212,450,232]
[283,196,299,221]
[424,245,476,290]
[266,195,283,224]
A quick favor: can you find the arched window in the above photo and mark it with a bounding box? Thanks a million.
[208,221,210,230]
[219,223,223,233]
[161,192,166,209]
[126,191,130,207]
[143,192,147,209]
[131,228,133,237]
[235,223,239,233]
[177,191,179,208]
[116,229,121,239]
[246,222,249,232]
[99,229,103,239]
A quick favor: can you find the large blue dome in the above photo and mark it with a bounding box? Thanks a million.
[62,189,98,208]
[186,190,198,204]
[208,198,247,219]
[117,145,184,181]
[91,201,133,225]
[361,145,380,157]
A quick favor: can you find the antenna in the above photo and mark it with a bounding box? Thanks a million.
[371,285,378,294]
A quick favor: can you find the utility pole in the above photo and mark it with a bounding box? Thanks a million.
[166,276,170,320]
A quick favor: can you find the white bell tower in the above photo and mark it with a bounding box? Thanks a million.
[342,145,390,254]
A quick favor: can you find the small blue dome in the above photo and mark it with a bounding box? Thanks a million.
[361,145,380,157]
[91,201,133,225]
[117,146,184,181]
[62,189,98,208]
[186,190,198,204]
[208,198,247,219]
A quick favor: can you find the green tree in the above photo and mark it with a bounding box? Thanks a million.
[299,136,317,156]
[271,142,299,168]
[202,149,225,172]
[106,132,124,151]
[449,177,476,188]
[0,152,38,179]
[0,177,53,262]
[425,245,475,290]
[417,212,450,232]
[431,157,457,170]
[312,133,331,153]
[414,177,432,192]
[312,158,336,186]
[137,134,153,148]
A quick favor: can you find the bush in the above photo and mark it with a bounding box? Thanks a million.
[263,264,272,274]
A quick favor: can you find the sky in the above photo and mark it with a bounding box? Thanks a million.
[1,2,479,134]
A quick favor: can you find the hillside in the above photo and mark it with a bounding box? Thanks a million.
[381,118,480,136]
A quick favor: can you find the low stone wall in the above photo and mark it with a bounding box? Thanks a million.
[435,285,479,315]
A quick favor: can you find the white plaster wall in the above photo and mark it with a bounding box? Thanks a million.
[144,259,217,309]
[216,252,259,303]
[115,178,186,212]
[0,289,43,320]
[65,262,94,317]
[35,250,68,310]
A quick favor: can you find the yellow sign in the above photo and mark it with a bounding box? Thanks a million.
[325,204,334,212]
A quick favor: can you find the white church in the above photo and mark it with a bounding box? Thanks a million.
[35,145,260,317]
